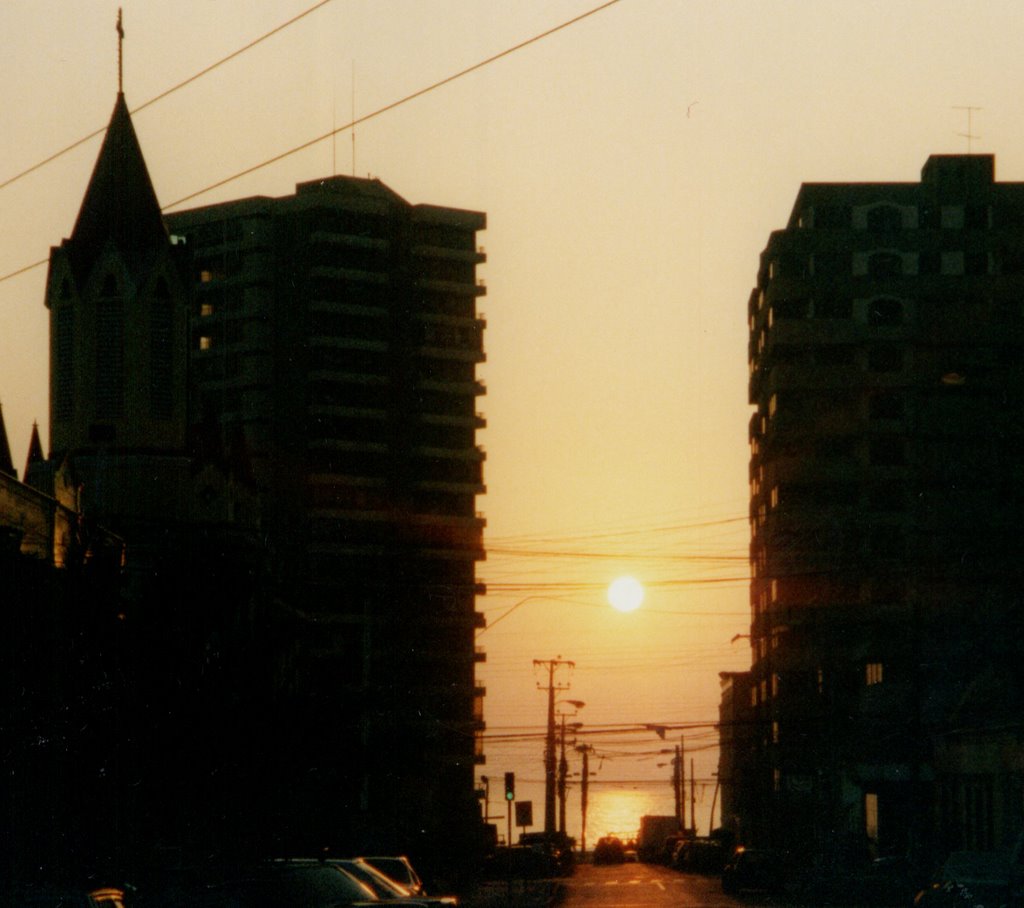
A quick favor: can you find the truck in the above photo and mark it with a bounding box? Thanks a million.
[637,815,682,864]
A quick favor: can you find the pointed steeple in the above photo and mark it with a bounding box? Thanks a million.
[0,401,16,479]
[24,422,44,479]
[66,91,167,280]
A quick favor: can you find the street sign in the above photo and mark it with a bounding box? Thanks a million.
[514,800,533,828]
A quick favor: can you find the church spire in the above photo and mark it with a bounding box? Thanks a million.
[65,90,167,281]
[24,422,44,480]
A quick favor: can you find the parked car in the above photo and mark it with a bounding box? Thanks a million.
[131,861,423,908]
[673,837,727,874]
[592,836,626,865]
[721,847,786,895]
[1,886,127,908]
[358,857,426,897]
[518,832,575,876]
[328,860,457,906]
[914,848,1024,907]
[480,845,557,880]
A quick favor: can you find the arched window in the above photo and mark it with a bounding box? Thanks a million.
[150,278,173,419]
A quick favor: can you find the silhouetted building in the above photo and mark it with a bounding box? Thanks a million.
[717,671,756,842]
[741,155,1024,861]
[8,63,487,879]
[163,178,490,859]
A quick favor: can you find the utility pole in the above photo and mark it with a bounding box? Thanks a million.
[690,757,697,834]
[673,745,682,825]
[680,735,687,832]
[558,714,569,835]
[534,658,574,835]
[576,743,594,853]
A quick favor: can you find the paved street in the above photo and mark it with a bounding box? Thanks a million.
[561,863,747,907]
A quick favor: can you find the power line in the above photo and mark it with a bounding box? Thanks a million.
[0,0,626,287]
[162,0,626,210]
[0,0,335,195]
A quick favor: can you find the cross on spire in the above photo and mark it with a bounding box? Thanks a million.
[116,8,124,94]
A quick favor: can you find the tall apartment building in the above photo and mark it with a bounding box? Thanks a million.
[741,155,1024,859]
[165,178,489,859]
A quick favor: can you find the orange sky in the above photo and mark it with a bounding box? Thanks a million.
[4,0,1024,833]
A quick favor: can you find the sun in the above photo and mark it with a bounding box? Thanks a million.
[607,576,644,613]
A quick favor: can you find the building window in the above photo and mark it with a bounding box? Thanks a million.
[867,252,903,278]
[865,792,880,843]
[817,667,825,695]
[868,298,904,326]
[866,663,884,686]
[772,721,780,744]
[150,288,173,419]
[965,251,989,276]
[815,205,850,229]
[816,297,853,319]
[869,437,905,466]
[772,298,810,320]
[965,205,988,229]
[941,206,965,229]
[866,205,903,232]
[919,250,941,275]
[200,336,213,351]
[55,306,74,421]
[941,251,965,275]
[773,769,782,792]
[869,393,904,420]
[868,346,902,373]
[95,299,124,419]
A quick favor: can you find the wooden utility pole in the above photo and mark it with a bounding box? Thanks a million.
[534,658,574,835]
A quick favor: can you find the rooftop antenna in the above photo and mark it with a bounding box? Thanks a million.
[953,105,982,154]
[116,8,125,94]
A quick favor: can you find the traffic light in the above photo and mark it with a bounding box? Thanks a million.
[504,771,515,801]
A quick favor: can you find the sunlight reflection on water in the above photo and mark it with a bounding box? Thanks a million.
[588,786,671,842]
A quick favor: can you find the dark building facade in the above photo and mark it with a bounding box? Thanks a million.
[164,180,489,860]
[737,155,1024,862]
[3,89,488,882]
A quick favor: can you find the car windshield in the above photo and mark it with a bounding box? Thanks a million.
[360,858,415,887]
[334,860,411,897]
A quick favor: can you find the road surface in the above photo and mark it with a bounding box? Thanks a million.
[561,862,749,907]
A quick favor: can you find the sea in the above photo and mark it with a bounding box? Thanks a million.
[483,777,712,851]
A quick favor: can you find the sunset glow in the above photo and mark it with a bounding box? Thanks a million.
[607,576,644,613]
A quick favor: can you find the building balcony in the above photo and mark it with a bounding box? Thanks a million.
[309,230,388,251]
[413,277,486,297]
[414,444,486,462]
[418,411,487,429]
[418,345,486,364]
[309,264,389,286]
[753,363,865,401]
[411,243,487,265]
